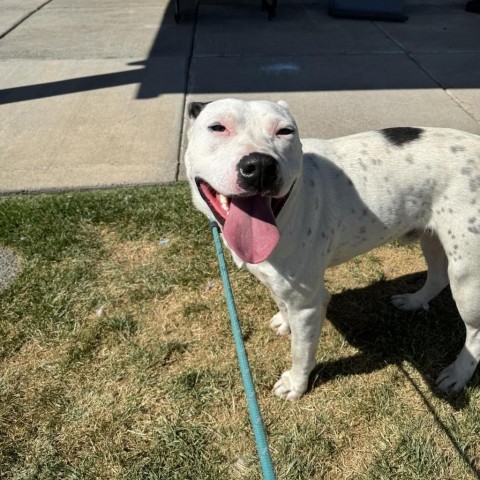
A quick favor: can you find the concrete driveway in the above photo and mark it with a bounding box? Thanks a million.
[0,0,479,192]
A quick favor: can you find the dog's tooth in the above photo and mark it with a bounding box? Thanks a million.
[216,193,230,213]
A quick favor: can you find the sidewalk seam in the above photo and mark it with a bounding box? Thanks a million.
[0,0,55,40]
[374,20,479,127]
[442,89,480,126]
[408,53,480,125]
[373,21,446,88]
[175,4,200,182]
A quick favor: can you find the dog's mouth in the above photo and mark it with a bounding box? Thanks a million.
[195,178,292,264]
[195,179,290,226]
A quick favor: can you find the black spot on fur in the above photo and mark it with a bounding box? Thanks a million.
[451,145,466,153]
[470,176,480,192]
[380,127,424,147]
[188,101,210,119]
[358,158,368,172]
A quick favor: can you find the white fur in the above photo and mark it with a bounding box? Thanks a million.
[185,98,480,400]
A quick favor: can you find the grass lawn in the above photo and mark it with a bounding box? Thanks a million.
[1,182,480,479]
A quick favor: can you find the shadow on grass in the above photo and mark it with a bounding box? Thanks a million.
[309,271,480,478]
[310,272,474,404]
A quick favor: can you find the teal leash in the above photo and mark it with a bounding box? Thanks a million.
[209,221,277,480]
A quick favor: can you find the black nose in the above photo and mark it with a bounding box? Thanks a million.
[237,153,280,193]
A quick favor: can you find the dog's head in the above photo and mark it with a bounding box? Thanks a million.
[185,98,303,264]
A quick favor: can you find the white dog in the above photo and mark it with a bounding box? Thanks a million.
[185,98,480,400]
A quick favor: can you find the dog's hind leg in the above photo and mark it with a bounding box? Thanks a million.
[436,268,480,392]
[391,232,449,311]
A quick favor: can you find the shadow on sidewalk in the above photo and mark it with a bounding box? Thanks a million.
[0,0,194,105]
[1,1,479,106]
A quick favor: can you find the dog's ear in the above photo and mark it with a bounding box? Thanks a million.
[188,102,210,120]
[277,100,290,110]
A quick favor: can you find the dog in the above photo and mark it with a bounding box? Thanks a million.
[185,98,480,400]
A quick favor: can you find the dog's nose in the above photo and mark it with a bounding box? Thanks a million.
[237,153,279,193]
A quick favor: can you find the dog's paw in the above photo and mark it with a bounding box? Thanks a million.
[436,365,469,392]
[269,312,291,336]
[391,293,429,312]
[436,356,476,393]
[273,370,308,400]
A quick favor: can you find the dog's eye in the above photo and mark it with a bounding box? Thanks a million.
[209,124,226,133]
[277,127,294,136]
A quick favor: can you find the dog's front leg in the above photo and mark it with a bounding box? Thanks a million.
[274,287,330,400]
[269,294,291,336]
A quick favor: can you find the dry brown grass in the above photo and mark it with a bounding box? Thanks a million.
[1,185,480,479]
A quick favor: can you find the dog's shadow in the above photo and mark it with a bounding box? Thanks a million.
[310,271,478,410]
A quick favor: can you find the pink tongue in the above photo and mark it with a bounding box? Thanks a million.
[223,195,280,264]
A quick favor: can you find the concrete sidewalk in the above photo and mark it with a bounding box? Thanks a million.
[0,0,479,193]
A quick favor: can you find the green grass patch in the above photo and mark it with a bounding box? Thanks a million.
[1,182,480,479]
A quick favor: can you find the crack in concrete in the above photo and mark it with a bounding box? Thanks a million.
[0,0,55,40]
